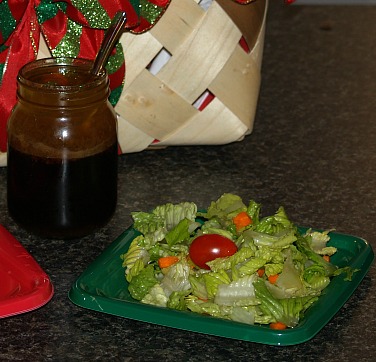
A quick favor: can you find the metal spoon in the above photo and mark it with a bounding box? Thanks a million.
[91,11,127,76]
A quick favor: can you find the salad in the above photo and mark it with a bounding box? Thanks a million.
[120,193,356,329]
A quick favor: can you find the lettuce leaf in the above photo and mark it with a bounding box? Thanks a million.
[203,269,231,299]
[120,235,150,282]
[254,206,294,234]
[132,202,198,244]
[296,234,337,277]
[160,258,191,298]
[244,227,297,249]
[141,284,168,307]
[186,295,233,320]
[204,193,247,226]
[230,306,257,324]
[131,211,166,244]
[167,290,191,310]
[206,247,255,273]
[246,199,262,225]
[214,274,259,307]
[189,273,209,300]
[237,257,267,277]
[165,218,193,247]
[254,278,318,327]
[128,264,158,301]
[306,229,337,256]
[266,252,307,299]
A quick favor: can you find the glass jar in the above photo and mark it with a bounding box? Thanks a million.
[7,58,118,239]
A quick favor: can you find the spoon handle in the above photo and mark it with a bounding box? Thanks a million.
[91,11,127,76]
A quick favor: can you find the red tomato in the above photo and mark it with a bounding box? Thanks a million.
[189,234,238,270]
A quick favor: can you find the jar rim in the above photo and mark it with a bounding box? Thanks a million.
[18,57,107,91]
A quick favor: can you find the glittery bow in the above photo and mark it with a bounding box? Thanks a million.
[0,0,171,152]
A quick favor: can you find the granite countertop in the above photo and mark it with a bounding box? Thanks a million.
[1,2,375,361]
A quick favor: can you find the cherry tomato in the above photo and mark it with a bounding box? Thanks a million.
[189,234,238,270]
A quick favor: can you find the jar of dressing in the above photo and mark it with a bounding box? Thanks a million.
[7,57,118,239]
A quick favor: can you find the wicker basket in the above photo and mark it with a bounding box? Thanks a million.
[0,0,267,166]
[116,0,268,153]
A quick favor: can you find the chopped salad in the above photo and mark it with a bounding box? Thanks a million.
[120,193,356,329]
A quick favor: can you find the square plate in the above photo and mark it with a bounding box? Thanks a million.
[68,226,373,345]
[0,225,54,318]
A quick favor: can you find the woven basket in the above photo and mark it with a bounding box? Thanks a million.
[116,0,268,153]
[0,0,267,166]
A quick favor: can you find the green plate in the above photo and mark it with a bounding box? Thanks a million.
[69,227,374,346]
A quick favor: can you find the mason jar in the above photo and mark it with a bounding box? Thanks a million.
[7,57,118,239]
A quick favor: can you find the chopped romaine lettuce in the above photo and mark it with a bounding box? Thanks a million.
[203,193,247,229]
[121,193,357,329]
[160,258,191,298]
[214,274,259,307]
[131,202,198,245]
[141,284,168,307]
[254,278,318,327]
[167,290,191,310]
[128,264,158,301]
[306,229,338,256]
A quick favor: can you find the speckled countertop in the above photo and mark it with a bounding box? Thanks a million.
[1,2,375,361]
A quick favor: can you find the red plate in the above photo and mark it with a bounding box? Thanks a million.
[0,225,54,318]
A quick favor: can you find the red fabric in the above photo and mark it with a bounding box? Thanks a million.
[96,0,140,27]
[77,26,102,59]
[7,0,29,25]
[39,9,67,50]
[147,0,170,5]
[0,1,39,152]
[109,62,126,89]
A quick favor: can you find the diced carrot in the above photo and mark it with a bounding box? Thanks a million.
[257,268,265,277]
[323,255,330,262]
[198,297,208,302]
[268,274,279,284]
[158,256,179,269]
[270,322,287,330]
[233,211,252,231]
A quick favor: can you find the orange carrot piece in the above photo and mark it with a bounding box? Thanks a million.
[233,211,252,231]
[323,255,330,262]
[158,256,179,268]
[270,322,287,330]
[257,268,265,277]
[198,297,208,302]
[268,274,279,284]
